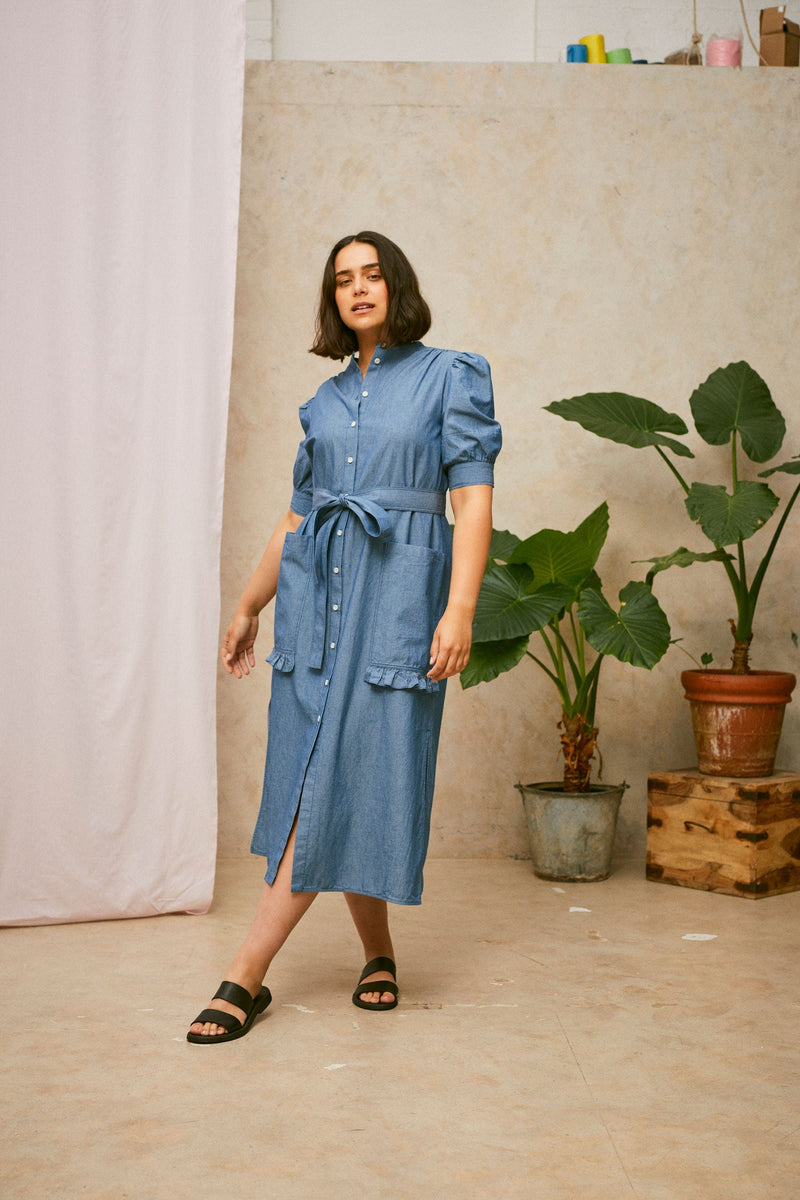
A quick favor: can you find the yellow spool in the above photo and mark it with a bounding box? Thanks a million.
[579,34,606,63]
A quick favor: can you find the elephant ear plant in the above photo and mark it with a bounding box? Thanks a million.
[545,361,800,673]
[461,501,671,792]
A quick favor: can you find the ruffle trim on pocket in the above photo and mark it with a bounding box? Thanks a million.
[267,648,295,673]
[364,664,440,693]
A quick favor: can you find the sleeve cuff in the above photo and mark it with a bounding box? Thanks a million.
[290,488,313,516]
[447,461,495,490]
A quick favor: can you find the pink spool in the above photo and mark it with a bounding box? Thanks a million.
[706,37,742,66]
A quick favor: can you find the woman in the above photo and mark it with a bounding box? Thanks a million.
[187,232,501,1042]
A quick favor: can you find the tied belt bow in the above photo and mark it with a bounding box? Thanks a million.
[306,487,446,669]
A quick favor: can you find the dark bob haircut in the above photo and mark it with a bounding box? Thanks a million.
[309,231,432,360]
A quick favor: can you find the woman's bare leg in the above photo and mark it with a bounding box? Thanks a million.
[344,892,397,1005]
[189,821,317,1037]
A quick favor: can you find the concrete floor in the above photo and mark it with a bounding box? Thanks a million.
[3,856,799,1199]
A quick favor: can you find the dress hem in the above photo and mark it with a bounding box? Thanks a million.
[249,848,422,906]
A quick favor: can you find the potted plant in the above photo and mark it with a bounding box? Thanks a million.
[546,361,799,776]
[462,500,671,881]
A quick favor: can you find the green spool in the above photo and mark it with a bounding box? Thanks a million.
[606,47,633,63]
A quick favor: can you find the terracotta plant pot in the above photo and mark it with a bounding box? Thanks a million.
[681,669,796,777]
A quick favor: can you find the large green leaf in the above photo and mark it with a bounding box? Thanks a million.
[634,545,732,586]
[685,481,779,546]
[509,502,609,589]
[545,393,693,458]
[689,361,785,462]
[571,503,610,570]
[488,528,522,562]
[578,582,671,669]
[759,455,800,478]
[473,565,573,642]
[461,636,529,689]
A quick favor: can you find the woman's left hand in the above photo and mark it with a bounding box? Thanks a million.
[427,605,473,681]
[428,483,492,682]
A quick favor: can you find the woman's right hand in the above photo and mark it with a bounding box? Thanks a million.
[221,610,259,678]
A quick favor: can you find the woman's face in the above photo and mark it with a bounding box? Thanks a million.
[333,241,388,345]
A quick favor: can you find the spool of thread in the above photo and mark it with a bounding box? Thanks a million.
[706,37,742,66]
[579,34,606,63]
[606,47,633,64]
[566,43,589,62]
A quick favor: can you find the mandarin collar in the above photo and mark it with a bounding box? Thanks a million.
[351,342,422,369]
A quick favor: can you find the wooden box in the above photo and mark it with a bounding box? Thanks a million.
[647,769,800,898]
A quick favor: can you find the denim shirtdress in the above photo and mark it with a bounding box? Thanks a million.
[250,341,502,904]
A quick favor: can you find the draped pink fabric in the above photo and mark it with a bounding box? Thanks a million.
[0,1,245,924]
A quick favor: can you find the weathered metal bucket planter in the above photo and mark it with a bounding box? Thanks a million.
[515,781,627,882]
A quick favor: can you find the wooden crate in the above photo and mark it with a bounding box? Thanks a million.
[647,769,800,899]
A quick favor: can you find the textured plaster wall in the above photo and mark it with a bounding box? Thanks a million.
[219,62,800,862]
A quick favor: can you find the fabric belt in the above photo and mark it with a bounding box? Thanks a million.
[306,487,446,669]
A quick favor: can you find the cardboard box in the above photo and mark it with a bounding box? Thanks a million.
[647,769,800,898]
[760,6,800,65]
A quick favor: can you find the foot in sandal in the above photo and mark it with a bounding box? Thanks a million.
[352,956,399,1010]
[186,980,271,1043]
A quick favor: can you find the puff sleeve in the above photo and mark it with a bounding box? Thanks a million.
[289,401,313,516]
[442,353,502,490]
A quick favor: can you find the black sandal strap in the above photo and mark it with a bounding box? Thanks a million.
[191,1007,243,1033]
[214,980,256,1013]
[355,980,398,999]
[358,957,396,984]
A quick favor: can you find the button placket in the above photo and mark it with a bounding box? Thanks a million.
[317,364,378,721]
[318,504,345,713]
[328,385,351,651]
[343,389,361,490]
[319,388,358,715]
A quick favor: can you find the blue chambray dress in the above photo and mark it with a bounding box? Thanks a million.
[251,341,502,904]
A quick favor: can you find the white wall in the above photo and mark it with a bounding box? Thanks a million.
[246,0,272,60]
[247,1,769,66]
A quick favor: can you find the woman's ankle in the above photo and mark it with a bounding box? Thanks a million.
[224,954,268,996]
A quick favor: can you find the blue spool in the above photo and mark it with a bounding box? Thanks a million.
[566,44,589,62]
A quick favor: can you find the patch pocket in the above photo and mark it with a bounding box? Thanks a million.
[365,541,450,692]
[267,532,314,673]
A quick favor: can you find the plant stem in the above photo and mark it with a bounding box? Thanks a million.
[653,444,746,645]
[747,477,800,618]
[556,620,584,694]
[525,650,564,699]
[537,625,562,675]
[585,656,602,727]
[569,607,586,676]
[552,618,566,692]
[655,445,691,494]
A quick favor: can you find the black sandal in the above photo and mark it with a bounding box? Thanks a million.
[186,980,272,1044]
[352,956,399,1011]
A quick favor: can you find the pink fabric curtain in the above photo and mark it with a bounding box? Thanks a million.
[0,1,245,924]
